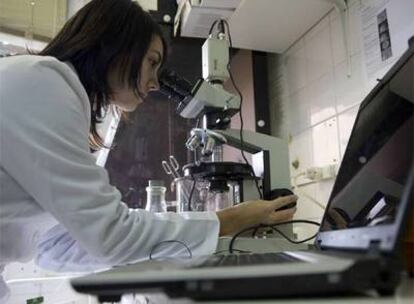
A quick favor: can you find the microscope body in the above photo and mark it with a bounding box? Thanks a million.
[160,27,292,208]
[216,129,291,200]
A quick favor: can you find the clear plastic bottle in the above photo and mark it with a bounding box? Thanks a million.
[145,180,167,212]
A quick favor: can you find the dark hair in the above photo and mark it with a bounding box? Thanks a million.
[39,0,167,150]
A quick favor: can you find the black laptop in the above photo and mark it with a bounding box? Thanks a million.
[71,44,414,302]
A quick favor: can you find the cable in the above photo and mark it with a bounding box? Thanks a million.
[220,19,263,199]
[268,226,317,244]
[228,220,320,253]
[188,175,196,211]
[214,248,251,255]
[208,19,219,35]
[228,225,264,254]
[149,240,192,260]
[187,117,201,211]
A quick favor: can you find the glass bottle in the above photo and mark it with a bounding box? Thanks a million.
[145,180,167,212]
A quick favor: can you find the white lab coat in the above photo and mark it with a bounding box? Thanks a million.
[0,55,219,301]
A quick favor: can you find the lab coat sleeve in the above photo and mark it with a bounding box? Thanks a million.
[36,210,218,272]
[0,57,219,267]
[36,224,111,272]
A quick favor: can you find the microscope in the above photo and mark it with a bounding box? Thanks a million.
[159,21,291,212]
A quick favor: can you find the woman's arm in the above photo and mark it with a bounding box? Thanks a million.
[216,195,297,236]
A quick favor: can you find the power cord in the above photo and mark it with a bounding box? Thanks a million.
[188,174,196,211]
[149,240,192,260]
[228,220,320,253]
[208,19,220,35]
[214,248,251,255]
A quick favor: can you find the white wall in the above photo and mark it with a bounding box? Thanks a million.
[268,0,414,229]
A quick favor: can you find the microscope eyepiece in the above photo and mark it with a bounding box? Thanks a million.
[159,69,193,98]
[158,69,197,114]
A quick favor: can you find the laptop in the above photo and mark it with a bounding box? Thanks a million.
[71,44,414,302]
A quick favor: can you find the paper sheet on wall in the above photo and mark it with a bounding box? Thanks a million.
[360,0,414,80]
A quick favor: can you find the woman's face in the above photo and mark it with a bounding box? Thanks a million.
[108,35,164,111]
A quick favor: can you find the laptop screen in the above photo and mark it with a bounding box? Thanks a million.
[318,46,413,249]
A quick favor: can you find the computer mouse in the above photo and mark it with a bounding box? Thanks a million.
[269,188,297,211]
[275,201,297,211]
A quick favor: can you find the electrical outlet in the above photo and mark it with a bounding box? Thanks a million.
[305,167,323,180]
[321,164,337,180]
[305,164,337,181]
[293,164,338,187]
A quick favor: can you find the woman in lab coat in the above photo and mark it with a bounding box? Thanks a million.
[0,0,297,301]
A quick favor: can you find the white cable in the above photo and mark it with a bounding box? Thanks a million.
[292,172,326,210]
[6,275,78,284]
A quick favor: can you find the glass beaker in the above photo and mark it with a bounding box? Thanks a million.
[175,177,209,212]
[204,180,236,211]
[145,180,167,212]
[205,190,232,211]
[175,178,240,212]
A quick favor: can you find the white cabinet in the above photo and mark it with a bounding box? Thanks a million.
[177,0,338,53]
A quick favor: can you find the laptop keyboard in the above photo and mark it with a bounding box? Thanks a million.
[197,252,303,268]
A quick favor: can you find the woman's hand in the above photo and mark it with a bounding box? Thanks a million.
[216,195,297,236]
